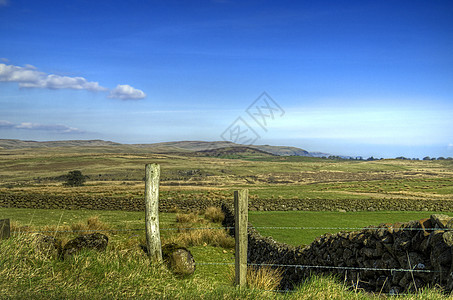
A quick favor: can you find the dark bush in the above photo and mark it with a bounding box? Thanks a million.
[64,170,86,187]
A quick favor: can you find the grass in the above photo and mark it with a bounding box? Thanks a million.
[1,208,452,299]
[0,207,174,230]
[1,146,453,298]
[166,209,235,248]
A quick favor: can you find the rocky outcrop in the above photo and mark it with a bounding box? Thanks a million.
[222,203,453,294]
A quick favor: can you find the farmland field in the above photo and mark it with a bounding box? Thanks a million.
[0,145,452,207]
[1,144,453,298]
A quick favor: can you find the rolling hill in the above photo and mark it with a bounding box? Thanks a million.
[0,139,313,157]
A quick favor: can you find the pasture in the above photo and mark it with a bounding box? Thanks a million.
[1,145,452,298]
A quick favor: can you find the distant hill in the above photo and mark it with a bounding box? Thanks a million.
[134,141,311,156]
[133,141,237,152]
[195,146,276,158]
[0,139,313,157]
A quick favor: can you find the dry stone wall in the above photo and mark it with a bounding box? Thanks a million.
[2,190,453,212]
[0,191,222,212]
[222,203,453,294]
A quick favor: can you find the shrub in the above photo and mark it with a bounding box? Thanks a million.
[64,170,86,187]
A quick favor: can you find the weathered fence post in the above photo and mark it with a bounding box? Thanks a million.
[0,219,10,240]
[234,189,248,287]
[145,164,162,262]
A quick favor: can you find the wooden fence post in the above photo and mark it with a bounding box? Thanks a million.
[0,219,10,240]
[145,164,162,262]
[234,189,248,287]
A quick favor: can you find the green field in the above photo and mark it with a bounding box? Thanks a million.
[1,207,452,298]
[1,144,453,298]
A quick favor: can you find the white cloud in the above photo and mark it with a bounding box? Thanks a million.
[108,84,146,100]
[0,63,107,92]
[0,120,84,133]
[0,0,9,7]
[0,62,147,100]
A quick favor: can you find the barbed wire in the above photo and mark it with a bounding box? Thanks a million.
[195,262,439,275]
[247,263,438,273]
[196,261,439,276]
[10,224,452,235]
[197,262,235,266]
[10,226,235,234]
[251,226,453,231]
[196,260,437,297]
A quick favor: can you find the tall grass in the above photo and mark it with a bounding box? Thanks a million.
[2,213,451,299]
[228,266,283,291]
[204,206,225,223]
[165,209,234,248]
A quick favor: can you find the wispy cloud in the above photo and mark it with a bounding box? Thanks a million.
[108,84,146,100]
[0,120,84,133]
[0,62,146,100]
[0,0,9,8]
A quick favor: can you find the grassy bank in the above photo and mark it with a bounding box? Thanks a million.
[1,207,452,298]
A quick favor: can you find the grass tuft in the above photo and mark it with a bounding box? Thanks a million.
[168,211,234,248]
[228,266,283,291]
[176,212,204,225]
[204,206,225,223]
[70,215,111,234]
[165,228,235,248]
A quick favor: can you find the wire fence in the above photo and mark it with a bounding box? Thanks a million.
[10,224,451,235]
[5,221,448,296]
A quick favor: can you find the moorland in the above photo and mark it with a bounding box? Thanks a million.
[1,139,452,299]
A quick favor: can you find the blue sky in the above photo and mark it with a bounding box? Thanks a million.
[1,0,452,158]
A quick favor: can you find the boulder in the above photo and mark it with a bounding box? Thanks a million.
[62,233,108,259]
[162,243,196,276]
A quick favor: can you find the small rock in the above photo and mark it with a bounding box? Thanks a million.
[32,234,62,258]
